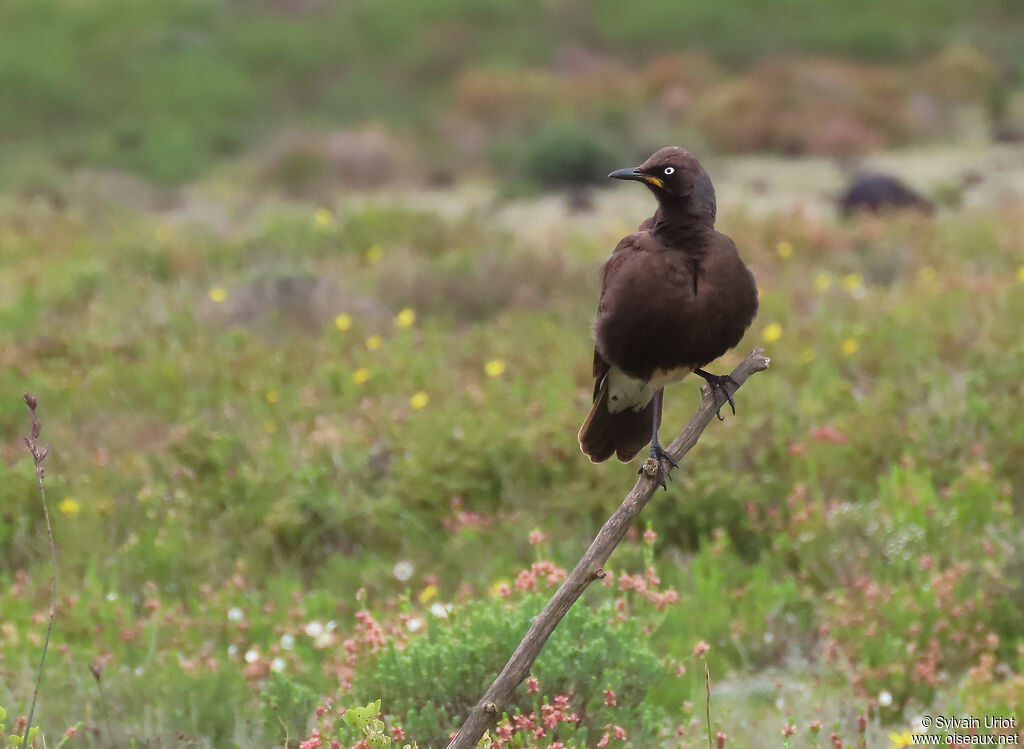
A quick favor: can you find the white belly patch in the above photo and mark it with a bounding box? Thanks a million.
[605,367,655,413]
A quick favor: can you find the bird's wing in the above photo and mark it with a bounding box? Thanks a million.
[590,234,646,401]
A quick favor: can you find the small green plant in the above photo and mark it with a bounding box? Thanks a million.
[342,700,392,749]
[1,706,38,748]
[0,706,80,749]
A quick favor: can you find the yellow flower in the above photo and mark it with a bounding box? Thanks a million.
[334,313,352,331]
[314,207,334,227]
[762,323,783,343]
[264,421,276,434]
[842,273,864,290]
[394,308,416,329]
[775,241,793,259]
[889,730,913,748]
[154,224,174,243]
[418,585,438,603]
[58,497,80,516]
[484,359,506,377]
[352,368,371,385]
[814,272,833,293]
[365,335,382,351]
[1017,265,1024,283]
[265,389,279,404]
[841,338,860,356]
[366,244,384,263]
[410,391,429,409]
[208,286,228,303]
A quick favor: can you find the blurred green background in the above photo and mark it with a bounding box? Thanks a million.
[1,1,1023,747]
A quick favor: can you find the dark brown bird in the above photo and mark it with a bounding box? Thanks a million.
[838,172,934,217]
[578,147,758,485]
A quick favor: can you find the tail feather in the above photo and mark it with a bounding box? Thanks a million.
[578,379,662,463]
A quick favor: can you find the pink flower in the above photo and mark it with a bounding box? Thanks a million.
[515,569,537,592]
[643,528,657,544]
[693,640,711,657]
[603,689,617,706]
[529,530,549,545]
[513,712,536,732]
[527,676,540,694]
[299,729,322,749]
[782,724,795,736]
[614,725,627,740]
[597,733,610,748]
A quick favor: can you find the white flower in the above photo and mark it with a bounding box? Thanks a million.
[244,648,259,664]
[227,644,238,658]
[393,561,414,582]
[407,617,424,633]
[314,631,334,649]
[911,716,925,733]
[227,607,244,622]
[106,592,117,602]
[280,634,295,651]
[304,620,324,638]
[878,690,893,707]
[430,602,450,618]
[271,657,286,673]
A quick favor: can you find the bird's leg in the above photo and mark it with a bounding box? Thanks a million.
[639,388,677,490]
[695,368,737,420]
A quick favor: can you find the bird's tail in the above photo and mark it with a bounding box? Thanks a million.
[578,379,662,463]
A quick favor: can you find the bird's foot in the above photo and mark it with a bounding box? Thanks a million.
[639,443,678,490]
[695,369,737,420]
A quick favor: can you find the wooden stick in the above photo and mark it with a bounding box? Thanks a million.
[445,349,771,749]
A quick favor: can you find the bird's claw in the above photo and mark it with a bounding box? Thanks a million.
[697,371,737,420]
[639,445,678,490]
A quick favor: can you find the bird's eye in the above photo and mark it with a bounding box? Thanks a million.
[664,167,675,175]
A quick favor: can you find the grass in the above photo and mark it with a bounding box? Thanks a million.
[0,162,1022,745]
[0,3,1023,744]
[0,0,1021,185]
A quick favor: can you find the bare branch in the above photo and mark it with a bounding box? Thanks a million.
[445,349,770,749]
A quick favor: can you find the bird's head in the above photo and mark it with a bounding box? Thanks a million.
[609,146,716,222]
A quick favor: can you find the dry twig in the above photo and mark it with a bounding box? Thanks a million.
[21,392,55,745]
[445,349,770,749]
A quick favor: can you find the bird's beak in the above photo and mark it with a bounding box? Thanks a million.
[608,167,663,189]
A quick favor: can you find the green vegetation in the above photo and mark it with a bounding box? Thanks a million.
[0,0,1021,185]
[1,1,1023,746]
[0,182,1022,745]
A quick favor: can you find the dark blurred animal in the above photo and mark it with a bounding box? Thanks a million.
[578,147,759,486]
[838,173,934,217]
